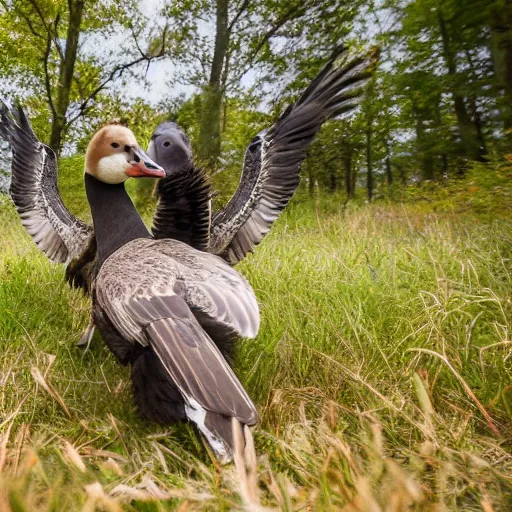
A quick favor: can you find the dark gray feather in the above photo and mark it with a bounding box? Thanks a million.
[152,165,212,250]
[133,295,258,424]
[209,49,378,264]
[0,103,93,264]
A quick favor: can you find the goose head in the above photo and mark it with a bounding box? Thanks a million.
[85,124,164,184]
[146,121,192,176]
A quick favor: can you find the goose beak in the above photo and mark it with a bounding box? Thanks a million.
[125,147,165,178]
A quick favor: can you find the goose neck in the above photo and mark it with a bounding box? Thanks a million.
[84,173,151,267]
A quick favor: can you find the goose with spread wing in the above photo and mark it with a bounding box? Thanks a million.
[84,125,258,461]
[0,108,202,344]
[67,125,261,460]
[150,48,377,263]
[1,48,376,346]
[2,113,259,459]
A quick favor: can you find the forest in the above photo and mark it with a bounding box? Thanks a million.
[0,0,509,198]
[0,0,511,510]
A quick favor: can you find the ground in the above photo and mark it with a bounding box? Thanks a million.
[0,157,511,510]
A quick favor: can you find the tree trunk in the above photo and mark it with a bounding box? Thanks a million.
[464,49,487,156]
[469,96,487,156]
[433,96,450,178]
[438,9,483,162]
[329,166,336,192]
[383,139,393,186]
[351,159,358,197]
[198,0,229,170]
[343,149,353,198]
[489,0,512,132]
[415,117,434,181]
[441,153,448,179]
[385,156,393,186]
[396,164,407,187]
[366,126,373,201]
[49,0,85,155]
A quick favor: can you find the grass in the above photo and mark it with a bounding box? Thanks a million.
[0,159,511,510]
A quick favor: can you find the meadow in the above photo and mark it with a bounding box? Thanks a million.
[0,157,511,510]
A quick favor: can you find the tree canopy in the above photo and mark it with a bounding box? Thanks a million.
[0,0,509,199]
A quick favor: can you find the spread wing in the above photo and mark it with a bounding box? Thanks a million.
[152,166,212,252]
[209,48,378,264]
[0,103,93,264]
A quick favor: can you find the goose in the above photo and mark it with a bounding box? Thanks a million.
[0,110,201,345]
[1,48,376,350]
[1,110,259,459]
[90,124,264,461]
[82,125,259,461]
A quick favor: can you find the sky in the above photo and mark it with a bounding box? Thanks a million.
[113,0,204,105]
[78,0,196,105]
[1,0,386,111]
[116,0,388,106]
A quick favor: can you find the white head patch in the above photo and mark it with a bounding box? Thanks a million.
[94,153,131,184]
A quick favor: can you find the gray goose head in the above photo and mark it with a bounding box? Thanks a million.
[146,121,192,176]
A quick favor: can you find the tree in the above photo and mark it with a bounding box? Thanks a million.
[488,0,512,133]
[162,0,364,170]
[0,0,172,154]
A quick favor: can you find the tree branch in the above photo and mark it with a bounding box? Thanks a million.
[12,7,44,39]
[26,0,64,64]
[230,2,310,85]
[26,0,51,36]
[53,13,65,64]
[43,32,57,118]
[20,0,64,79]
[227,0,250,36]
[253,4,307,56]
[65,57,154,129]
[16,0,64,94]
[131,26,147,58]
[64,27,168,130]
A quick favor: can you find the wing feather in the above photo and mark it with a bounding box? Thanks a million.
[0,103,93,264]
[95,238,260,343]
[209,48,378,264]
[138,299,257,424]
[126,293,258,461]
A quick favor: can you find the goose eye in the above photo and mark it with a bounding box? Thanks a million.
[111,142,119,148]
[163,141,171,147]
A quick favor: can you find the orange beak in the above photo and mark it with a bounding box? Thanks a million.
[125,146,165,178]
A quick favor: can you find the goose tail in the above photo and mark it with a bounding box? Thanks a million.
[232,418,260,506]
[141,306,258,463]
[131,337,248,463]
